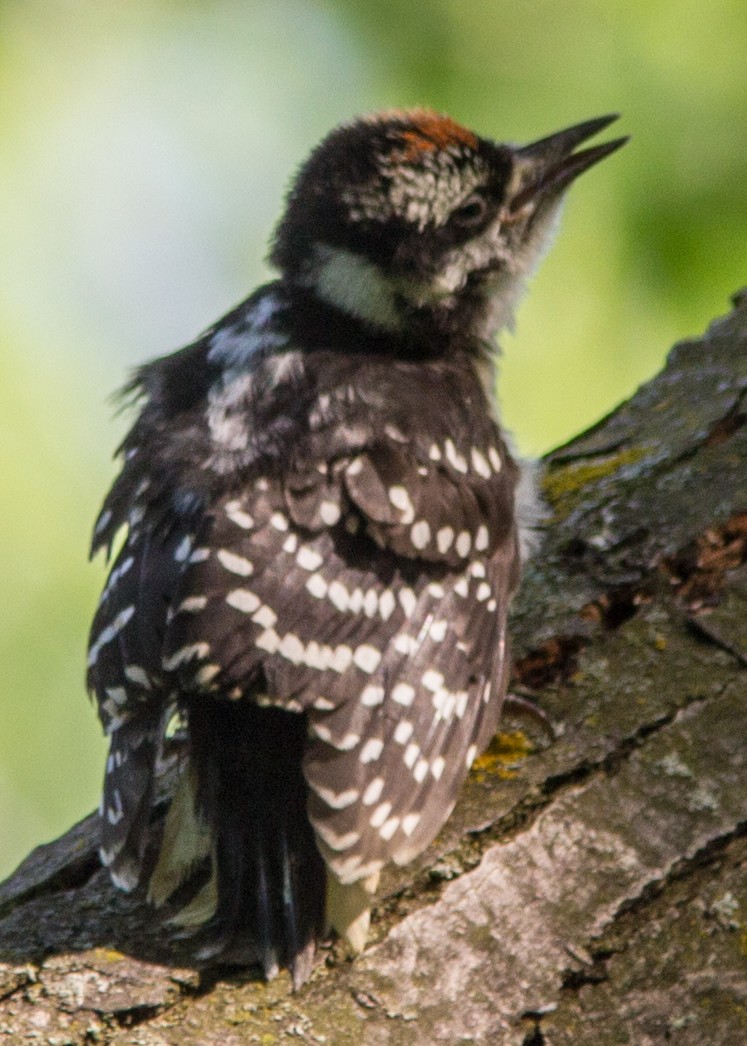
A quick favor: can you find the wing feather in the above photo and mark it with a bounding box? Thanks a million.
[161,436,519,883]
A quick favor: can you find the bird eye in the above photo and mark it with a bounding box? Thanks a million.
[451,194,488,228]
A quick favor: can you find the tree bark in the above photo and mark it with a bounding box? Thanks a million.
[2,291,746,1045]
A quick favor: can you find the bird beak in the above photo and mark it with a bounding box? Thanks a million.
[508,115,628,213]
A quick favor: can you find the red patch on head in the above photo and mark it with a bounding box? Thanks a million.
[396,111,478,161]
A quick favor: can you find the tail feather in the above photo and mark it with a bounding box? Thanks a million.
[110,699,330,984]
[280,827,300,964]
[253,835,279,979]
[100,714,161,891]
[176,699,326,985]
[166,874,218,929]
[148,764,213,908]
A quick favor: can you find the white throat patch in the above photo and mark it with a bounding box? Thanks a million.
[308,245,404,332]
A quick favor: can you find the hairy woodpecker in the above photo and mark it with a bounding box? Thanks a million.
[88,109,626,987]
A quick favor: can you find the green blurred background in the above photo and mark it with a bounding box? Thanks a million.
[1,0,745,881]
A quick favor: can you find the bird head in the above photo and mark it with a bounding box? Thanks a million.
[271,109,627,343]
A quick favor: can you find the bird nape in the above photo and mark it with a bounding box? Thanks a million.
[88,108,626,988]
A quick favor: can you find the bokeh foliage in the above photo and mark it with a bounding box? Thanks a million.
[1,0,745,880]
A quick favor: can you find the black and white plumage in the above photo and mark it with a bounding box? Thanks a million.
[88,109,626,985]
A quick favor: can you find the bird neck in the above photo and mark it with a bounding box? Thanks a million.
[286,243,506,361]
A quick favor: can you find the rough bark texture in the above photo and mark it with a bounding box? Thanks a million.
[2,291,746,1045]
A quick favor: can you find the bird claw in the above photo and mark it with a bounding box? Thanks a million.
[503,692,556,743]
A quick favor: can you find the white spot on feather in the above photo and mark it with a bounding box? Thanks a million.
[394,633,419,656]
[413,759,429,783]
[360,737,384,763]
[389,485,415,522]
[328,580,349,612]
[354,644,381,673]
[456,531,472,557]
[329,644,353,673]
[104,687,128,707]
[392,683,415,707]
[124,665,150,689]
[88,605,135,667]
[393,720,414,744]
[226,588,261,614]
[252,605,277,629]
[196,664,221,687]
[437,526,454,553]
[176,595,208,614]
[304,641,328,670]
[445,438,468,473]
[402,813,421,836]
[226,503,254,530]
[311,722,360,750]
[404,743,420,769]
[320,500,341,526]
[255,628,280,653]
[217,549,253,576]
[278,632,305,664]
[174,536,193,562]
[361,684,385,707]
[379,817,400,841]
[471,447,492,478]
[362,778,385,805]
[162,642,210,672]
[314,822,361,852]
[429,619,448,642]
[297,546,323,571]
[308,782,359,809]
[347,456,364,476]
[411,520,431,550]
[475,525,490,551]
[422,669,444,692]
[306,573,328,599]
[369,802,392,829]
[106,789,125,826]
[379,590,396,621]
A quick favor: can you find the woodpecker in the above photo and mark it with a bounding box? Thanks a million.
[88,109,626,987]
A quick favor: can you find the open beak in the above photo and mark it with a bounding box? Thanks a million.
[509,114,628,212]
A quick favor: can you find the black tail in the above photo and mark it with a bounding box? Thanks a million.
[186,698,326,988]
